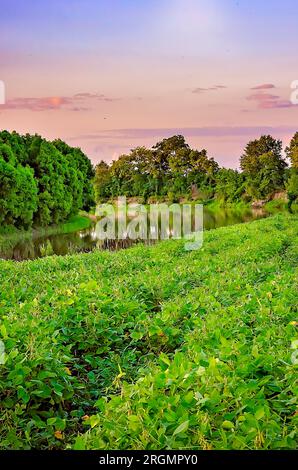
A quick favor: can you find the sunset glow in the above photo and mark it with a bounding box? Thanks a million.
[1,0,298,167]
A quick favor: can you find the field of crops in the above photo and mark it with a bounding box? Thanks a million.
[0,213,297,450]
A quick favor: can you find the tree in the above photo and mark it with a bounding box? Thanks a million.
[96,136,220,201]
[151,136,187,195]
[285,132,298,169]
[109,154,136,196]
[0,143,16,165]
[0,131,95,229]
[166,147,191,197]
[0,155,38,228]
[52,139,95,210]
[240,135,283,174]
[286,170,298,211]
[215,169,245,202]
[240,135,287,199]
[94,161,111,202]
[188,150,218,185]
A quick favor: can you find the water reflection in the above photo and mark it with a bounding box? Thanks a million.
[0,206,267,261]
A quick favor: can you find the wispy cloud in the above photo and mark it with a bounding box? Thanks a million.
[1,93,120,111]
[74,93,121,103]
[251,83,276,90]
[192,85,227,93]
[69,125,298,142]
[246,91,293,109]
[1,96,75,111]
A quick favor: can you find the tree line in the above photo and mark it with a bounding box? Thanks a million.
[0,131,94,229]
[1,130,298,231]
[94,134,298,208]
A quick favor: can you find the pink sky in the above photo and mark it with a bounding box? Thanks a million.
[1,0,298,168]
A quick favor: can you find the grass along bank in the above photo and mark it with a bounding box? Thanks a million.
[0,213,297,449]
[51,214,93,234]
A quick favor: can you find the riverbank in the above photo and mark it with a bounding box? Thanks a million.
[104,196,297,215]
[0,214,93,250]
[0,213,297,449]
[1,202,273,260]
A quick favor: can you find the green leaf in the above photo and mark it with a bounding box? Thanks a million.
[222,420,234,430]
[159,353,171,366]
[89,415,100,429]
[73,436,86,450]
[255,408,265,420]
[47,417,57,426]
[0,324,8,339]
[128,415,140,432]
[17,387,30,404]
[130,331,144,340]
[173,420,189,436]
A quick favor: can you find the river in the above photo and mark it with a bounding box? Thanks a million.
[0,205,268,261]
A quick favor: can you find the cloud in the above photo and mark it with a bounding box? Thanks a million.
[246,92,293,109]
[260,99,294,109]
[69,125,298,142]
[1,96,73,111]
[247,92,279,102]
[74,93,121,102]
[251,83,275,90]
[74,93,102,99]
[192,85,227,93]
[1,93,120,111]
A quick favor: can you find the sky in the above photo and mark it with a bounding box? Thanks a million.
[0,0,298,168]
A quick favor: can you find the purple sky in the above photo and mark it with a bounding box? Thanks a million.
[1,0,298,167]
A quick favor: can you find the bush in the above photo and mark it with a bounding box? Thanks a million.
[0,132,94,229]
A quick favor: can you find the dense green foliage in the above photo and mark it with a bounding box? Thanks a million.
[94,136,219,202]
[0,131,94,229]
[0,214,297,449]
[94,134,293,204]
[285,133,298,210]
[240,136,287,200]
[286,132,298,169]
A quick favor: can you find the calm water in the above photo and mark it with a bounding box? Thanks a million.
[0,206,267,261]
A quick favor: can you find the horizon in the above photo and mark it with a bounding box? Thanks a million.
[1,0,298,167]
